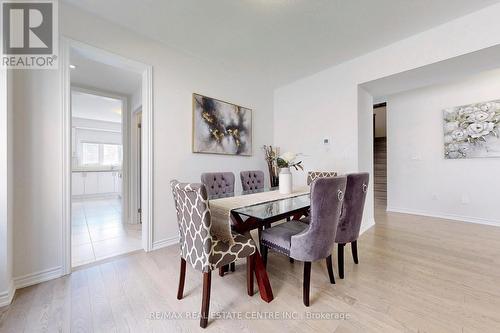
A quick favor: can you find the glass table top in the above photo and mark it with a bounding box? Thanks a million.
[232,193,310,220]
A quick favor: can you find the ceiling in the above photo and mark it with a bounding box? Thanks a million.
[70,47,142,96]
[63,0,500,87]
[72,90,123,123]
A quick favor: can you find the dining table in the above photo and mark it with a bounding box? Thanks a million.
[209,186,311,304]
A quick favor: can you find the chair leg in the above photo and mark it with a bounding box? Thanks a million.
[200,271,211,328]
[218,266,225,277]
[338,243,345,279]
[326,255,335,284]
[352,241,359,264]
[247,254,255,296]
[177,258,186,300]
[303,261,311,307]
[261,245,268,268]
[230,262,235,272]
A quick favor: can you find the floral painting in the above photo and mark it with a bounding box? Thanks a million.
[192,94,252,155]
[443,99,500,159]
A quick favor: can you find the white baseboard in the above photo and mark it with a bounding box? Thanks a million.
[152,235,179,250]
[0,280,15,307]
[386,207,500,227]
[360,217,376,235]
[13,266,64,290]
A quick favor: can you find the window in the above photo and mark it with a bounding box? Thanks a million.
[102,144,122,166]
[81,142,122,167]
[82,143,99,165]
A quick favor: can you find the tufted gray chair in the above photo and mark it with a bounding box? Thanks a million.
[201,172,235,199]
[171,180,257,328]
[260,176,347,306]
[240,170,265,191]
[335,172,369,279]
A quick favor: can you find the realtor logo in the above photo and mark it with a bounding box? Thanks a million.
[1,0,58,69]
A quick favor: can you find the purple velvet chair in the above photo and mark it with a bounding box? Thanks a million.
[335,172,369,279]
[200,172,235,199]
[260,176,347,306]
[240,170,265,191]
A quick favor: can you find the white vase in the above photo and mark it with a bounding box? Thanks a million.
[279,167,293,194]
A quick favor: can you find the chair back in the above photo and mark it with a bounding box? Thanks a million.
[307,171,338,185]
[171,180,213,272]
[335,173,370,244]
[290,176,346,261]
[201,172,235,199]
[240,170,265,191]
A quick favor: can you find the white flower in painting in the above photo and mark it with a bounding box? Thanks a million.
[458,106,474,116]
[451,128,467,141]
[466,122,495,138]
[281,152,297,162]
[444,121,459,133]
[444,135,453,144]
[474,110,495,122]
[480,103,490,112]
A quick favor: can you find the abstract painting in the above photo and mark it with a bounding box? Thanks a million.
[192,93,252,155]
[443,99,500,159]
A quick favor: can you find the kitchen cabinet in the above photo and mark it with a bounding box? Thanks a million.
[72,170,122,198]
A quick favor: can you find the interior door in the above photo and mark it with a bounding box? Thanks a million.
[137,112,142,224]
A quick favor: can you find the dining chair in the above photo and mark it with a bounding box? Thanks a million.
[260,176,347,306]
[171,180,257,328]
[240,170,265,191]
[335,172,369,279]
[306,171,338,185]
[299,171,338,225]
[201,172,235,199]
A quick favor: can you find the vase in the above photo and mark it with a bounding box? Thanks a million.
[279,167,292,194]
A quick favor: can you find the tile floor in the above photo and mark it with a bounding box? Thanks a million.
[71,197,142,267]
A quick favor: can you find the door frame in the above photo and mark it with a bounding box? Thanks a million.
[130,107,142,225]
[61,37,154,274]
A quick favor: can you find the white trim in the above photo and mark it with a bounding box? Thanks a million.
[0,280,14,307]
[387,207,500,227]
[61,38,154,276]
[13,266,64,290]
[152,235,180,250]
[142,66,154,252]
[60,39,71,275]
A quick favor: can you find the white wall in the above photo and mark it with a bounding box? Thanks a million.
[10,3,274,280]
[274,3,500,231]
[386,69,500,224]
[0,69,14,306]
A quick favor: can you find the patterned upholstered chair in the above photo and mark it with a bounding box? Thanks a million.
[335,172,369,279]
[260,176,347,306]
[240,170,265,191]
[306,171,338,185]
[201,172,235,199]
[171,180,257,328]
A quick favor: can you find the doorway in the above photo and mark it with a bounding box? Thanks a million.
[373,102,387,210]
[64,40,152,269]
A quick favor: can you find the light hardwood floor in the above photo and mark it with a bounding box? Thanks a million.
[2,207,500,332]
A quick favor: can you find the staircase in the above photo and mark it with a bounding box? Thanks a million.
[374,137,387,208]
